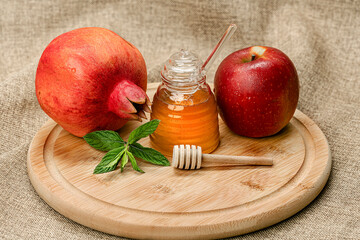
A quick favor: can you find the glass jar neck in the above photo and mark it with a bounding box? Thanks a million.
[161,71,206,94]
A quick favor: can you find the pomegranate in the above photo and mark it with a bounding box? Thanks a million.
[36,27,150,137]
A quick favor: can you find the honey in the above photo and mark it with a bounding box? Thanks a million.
[150,50,220,156]
[151,85,219,155]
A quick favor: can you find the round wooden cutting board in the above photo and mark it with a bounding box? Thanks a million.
[28,83,331,239]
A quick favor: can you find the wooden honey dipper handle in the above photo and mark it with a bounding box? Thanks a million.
[201,154,273,167]
[172,145,273,170]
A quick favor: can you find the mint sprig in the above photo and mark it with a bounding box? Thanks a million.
[128,119,161,144]
[129,142,169,166]
[83,130,125,151]
[93,146,126,174]
[83,119,169,174]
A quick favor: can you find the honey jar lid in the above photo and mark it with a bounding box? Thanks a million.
[161,49,205,85]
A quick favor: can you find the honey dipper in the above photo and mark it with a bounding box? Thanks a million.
[172,145,273,169]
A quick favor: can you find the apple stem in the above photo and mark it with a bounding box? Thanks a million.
[251,54,256,61]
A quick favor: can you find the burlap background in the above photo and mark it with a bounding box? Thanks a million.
[1,0,359,239]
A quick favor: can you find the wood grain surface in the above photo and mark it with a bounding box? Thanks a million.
[27,83,331,239]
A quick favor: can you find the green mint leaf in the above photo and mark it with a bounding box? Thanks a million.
[129,143,170,166]
[128,119,160,144]
[127,151,144,173]
[93,146,125,174]
[84,130,125,151]
[120,153,129,172]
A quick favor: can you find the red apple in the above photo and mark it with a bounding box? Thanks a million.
[36,27,150,137]
[214,46,299,137]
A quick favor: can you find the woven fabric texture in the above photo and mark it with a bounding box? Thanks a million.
[0,0,359,239]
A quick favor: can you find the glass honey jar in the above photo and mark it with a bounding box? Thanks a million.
[150,50,220,156]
